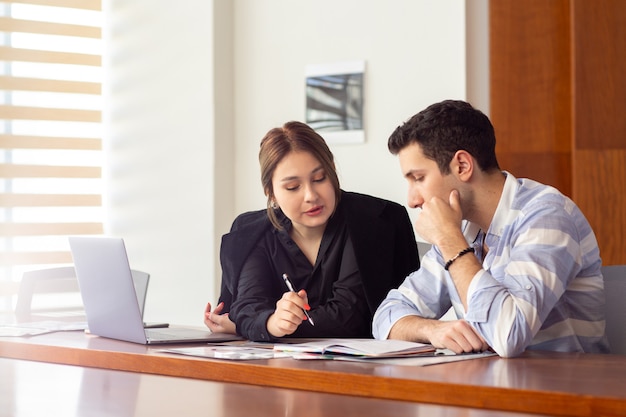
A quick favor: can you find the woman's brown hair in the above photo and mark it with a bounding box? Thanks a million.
[259,121,341,229]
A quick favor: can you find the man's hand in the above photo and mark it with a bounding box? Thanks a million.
[415,190,464,251]
[415,190,482,309]
[389,315,489,354]
[427,319,490,353]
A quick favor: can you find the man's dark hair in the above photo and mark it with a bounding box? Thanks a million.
[388,100,500,174]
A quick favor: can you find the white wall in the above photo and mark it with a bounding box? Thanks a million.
[233,0,467,214]
[104,0,482,326]
[104,1,221,325]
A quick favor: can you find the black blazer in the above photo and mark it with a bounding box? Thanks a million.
[218,190,420,316]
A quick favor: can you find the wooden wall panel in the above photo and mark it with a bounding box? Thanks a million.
[490,0,626,264]
[572,0,626,150]
[489,0,572,195]
[495,152,572,200]
[574,151,626,264]
[571,0,626,264]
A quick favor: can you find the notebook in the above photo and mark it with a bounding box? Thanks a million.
[68,236,243,345]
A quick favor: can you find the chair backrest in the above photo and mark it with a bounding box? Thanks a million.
[16,266,150,319]
[130,270,150,318]
[601,265,626,355]
[15,266,81,317]
[417,241,432,261]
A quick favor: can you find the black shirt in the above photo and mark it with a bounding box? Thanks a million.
[219,190,420,342]
[229,207,370,341]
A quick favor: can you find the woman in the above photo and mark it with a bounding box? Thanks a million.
[204,121,419,341]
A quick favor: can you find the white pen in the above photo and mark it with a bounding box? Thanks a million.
[282,273,315,326]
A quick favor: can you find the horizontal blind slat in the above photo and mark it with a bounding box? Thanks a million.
[0,135,101,150]
[0,16,101,38]
[0,76,101,94]
[0,222,104,236]
[0,105,101,122]
[0,164,101,178]
[0,46,101,66]
[1,0,103,272]
[1,194,101,207]
[1,0,101,11]
[0,251,74,266]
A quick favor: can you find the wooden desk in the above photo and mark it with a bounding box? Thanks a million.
[1,357,555,417]
[1,331,625,417]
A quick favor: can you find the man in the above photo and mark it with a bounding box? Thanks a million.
[373,100,609,357]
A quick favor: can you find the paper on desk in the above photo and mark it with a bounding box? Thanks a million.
[0,321,88,337]
[162,346,293,361]
[331,349,496,366]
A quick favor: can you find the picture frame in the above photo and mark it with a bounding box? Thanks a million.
[305,60,365,144]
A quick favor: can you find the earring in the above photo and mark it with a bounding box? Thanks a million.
[270,200,278,210]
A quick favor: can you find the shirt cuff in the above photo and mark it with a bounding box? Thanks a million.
[464,269,500,322]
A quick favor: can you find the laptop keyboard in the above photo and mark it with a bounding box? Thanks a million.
[145,328,210,340]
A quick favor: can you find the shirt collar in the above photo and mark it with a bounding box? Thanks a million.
[462,170,517,243]
[488,171,520,238]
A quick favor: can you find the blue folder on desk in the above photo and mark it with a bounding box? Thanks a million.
[69,236,242,345]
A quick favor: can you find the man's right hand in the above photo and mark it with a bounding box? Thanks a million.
[389,315,489,354]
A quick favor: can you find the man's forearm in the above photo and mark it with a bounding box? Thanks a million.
[387,315,436,343]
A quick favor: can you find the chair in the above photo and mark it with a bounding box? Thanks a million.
[417,241,432,261]
[601,265,626,355]
[15,266,150,319]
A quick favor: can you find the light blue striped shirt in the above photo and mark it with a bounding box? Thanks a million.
[373,172,609,357]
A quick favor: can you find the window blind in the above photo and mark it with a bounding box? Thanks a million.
[0,0,102,288]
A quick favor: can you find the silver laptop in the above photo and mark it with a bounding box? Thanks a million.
[68,236,242,345]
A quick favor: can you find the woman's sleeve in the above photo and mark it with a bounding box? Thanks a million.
[228,245,281,342]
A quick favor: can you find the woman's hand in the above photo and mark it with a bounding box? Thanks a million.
[266,290,311,337]
[203,301,236,334]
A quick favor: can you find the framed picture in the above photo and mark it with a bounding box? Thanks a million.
[305,60,365,144]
